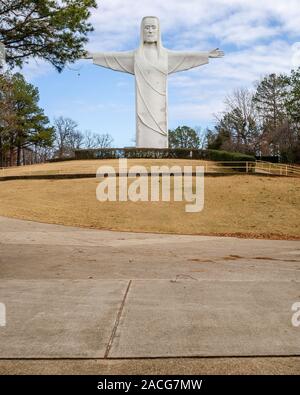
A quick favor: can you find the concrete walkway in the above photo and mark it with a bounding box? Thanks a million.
[0,216,299,373]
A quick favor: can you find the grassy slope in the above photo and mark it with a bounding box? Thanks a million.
[0,159,217,176]
[0,174,299,239]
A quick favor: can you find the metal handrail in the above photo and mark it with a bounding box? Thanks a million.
[255,160,300,176]
[256,160,300,170]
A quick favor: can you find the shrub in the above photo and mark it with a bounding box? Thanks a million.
[205,150,255,162]
[74,148,256,163]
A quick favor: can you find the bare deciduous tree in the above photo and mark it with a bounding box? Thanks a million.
[53,116,82,158]
[83,131,113,149]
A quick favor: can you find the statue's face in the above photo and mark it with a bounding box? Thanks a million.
[143,18,159,43]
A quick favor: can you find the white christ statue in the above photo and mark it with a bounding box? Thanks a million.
[84,16,224,148]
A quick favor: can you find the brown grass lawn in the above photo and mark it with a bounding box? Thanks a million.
[0,174,299,239]
[0,159,218,176]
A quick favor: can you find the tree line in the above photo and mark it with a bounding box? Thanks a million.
[1,68,300,167]
[169,69,300,163]
[205,69,300,163]
[52,116,113,159]
[0,72,113,167]
[0,72,53,166]
[0,0,102,167]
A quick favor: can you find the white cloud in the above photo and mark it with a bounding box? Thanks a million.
[292,42,300,69]
[15,58,53,82]
[19,0,300,136]
[88,0,300,50]
[86,0,299,124]
[168,40,294,116]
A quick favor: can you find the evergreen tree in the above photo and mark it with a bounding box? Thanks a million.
[168,126,200,149]
[0,72,54,165]
[253,73,289,154]
[0,0,97,71]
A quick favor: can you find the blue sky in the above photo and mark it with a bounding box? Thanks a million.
[21,0,300,147]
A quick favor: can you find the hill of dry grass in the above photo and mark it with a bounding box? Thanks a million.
[0,171,299,239]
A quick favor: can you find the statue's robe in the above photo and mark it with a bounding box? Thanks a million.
[92,50,209,148]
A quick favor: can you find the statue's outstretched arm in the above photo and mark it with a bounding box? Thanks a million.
[168,48,224,74]
[83,50,135,75]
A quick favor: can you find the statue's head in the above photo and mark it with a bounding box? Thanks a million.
[138,16,166,61]
[142,16,159,43]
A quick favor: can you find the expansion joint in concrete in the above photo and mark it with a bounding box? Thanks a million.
[104,280,132,358]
